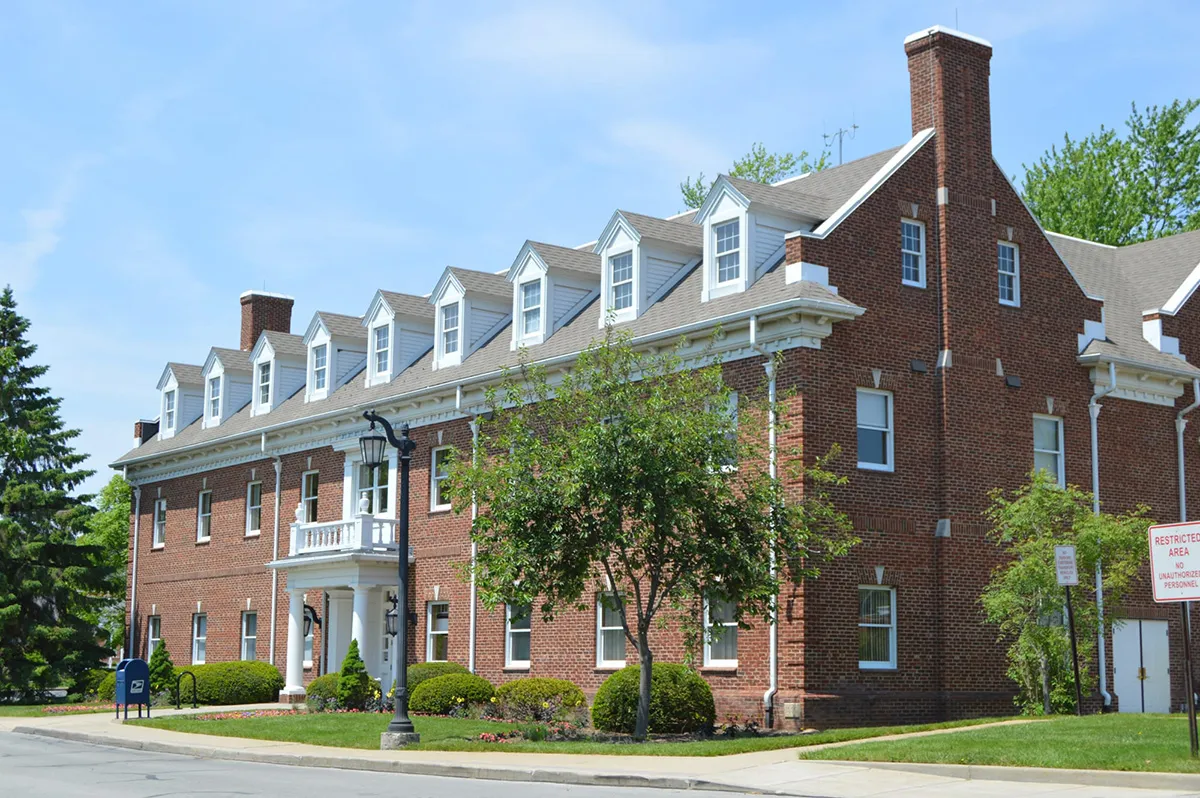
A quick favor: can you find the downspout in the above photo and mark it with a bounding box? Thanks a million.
[750,316,779,727]
[127,479,142,658]
[1089,361,1117,708]
[269,455,283,665]
[1176,378,1200,679]
[459,385,480,674]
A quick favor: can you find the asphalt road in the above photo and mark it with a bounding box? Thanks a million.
[0,732,760,798]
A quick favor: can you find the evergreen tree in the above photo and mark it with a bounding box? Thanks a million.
[337,639,371,709]
[148,639,175,696]
[0,286,113,700]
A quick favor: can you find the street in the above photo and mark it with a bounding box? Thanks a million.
[0,733,761,798]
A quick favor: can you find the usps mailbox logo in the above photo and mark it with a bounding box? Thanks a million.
[131,679,145,693]
[1149,521,1200,603]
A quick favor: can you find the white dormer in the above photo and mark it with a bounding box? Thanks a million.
[249,331,307,416]
[362,290,435,387]
[155,363,204,440]
[593,210,702,325]
[507,241,600,348]
[302,312,368,402]
[200,348,253,429]
[429,267,512,370]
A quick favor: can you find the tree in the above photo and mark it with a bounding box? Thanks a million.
[0,286,114,700]
[681,142,831,210]
[448,327,856,739]
[148,639,175,696]
[1023,99,1200,245]
[337,639,371,710]
[981,470,1150,714]
[80,474,131,652]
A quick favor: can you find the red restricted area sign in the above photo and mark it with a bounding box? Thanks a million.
[1149,521,1200,603]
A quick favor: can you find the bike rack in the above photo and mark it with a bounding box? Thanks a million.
[175,671,198,710]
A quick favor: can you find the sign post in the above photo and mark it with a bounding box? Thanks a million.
[1148,521,1200,758]
[1055,545,1083,716]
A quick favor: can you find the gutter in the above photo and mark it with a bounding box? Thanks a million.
[269,455,283,665]
[749,316,779,728]
[1077,352,1200,383]
[127,479,142,657]
[1089,361,1117,708]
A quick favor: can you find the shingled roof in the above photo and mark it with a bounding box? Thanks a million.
[528,241,601,275]
[260,330,307,359]
[618,211,702,250]
[448,267,512,298]
[379,290,435,319]
[316,312,367,339]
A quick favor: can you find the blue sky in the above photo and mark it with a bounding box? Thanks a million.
[4,0,1199,497]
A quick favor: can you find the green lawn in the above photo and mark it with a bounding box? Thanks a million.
[0,703,112,717]
[134,712,1008,756]
[802,714,1200,773]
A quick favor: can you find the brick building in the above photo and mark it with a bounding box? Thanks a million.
[116,26,1200,726]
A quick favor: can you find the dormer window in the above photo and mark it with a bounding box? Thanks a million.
[610,252,634,311]
[257,363,271,407]
[714,220,741,284]
[373,325,390,376]
[208,376,222,419]
[313,345,327,390]
[442,304,460,355]
[164,390,176,430]
[520,281,542,336]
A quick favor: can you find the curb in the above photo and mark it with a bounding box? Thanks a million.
[809,759,1200,791]
[10,725,788,795]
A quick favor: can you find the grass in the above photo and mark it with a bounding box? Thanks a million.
[133,712,1008,756]
[0,703,112,717]
[801,713,1200,773]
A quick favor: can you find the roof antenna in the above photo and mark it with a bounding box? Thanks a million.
[823,120,859,166]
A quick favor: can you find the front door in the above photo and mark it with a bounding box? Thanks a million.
[1114,619,1171,713]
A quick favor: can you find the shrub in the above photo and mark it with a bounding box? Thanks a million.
[409,672,494,715]
[97,671,117,702]
[495,677,586,721]
[71,668,112,700]
[591,663,715,734]
[406,661,468,693]
[306,672,340,701]
[337,640,371,710]
[149,641,176,695]
[177,661,285,705]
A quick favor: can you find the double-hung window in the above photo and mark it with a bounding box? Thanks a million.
[901,219,925,287]
[245,482,262,536]
[152,499,167,547]
[998,241,1020,306]
[430,447,452,511]
[208,376,222,419]
[1033,415,1064,486]
[856,389,894,471]
[357,460,389,515]
[521,281,542,336]
[147,616,161,660]
[441,304,460,356]
[312,344,328,391]
[374,325,390,376]
[703,596,738,667]
[258,362,271,407]
[714,220,740,283]
[609,252,634,312]
[164,390,176,430]
[196,490,212,541]
[427,602,449,661]
[858,586,897,669]
[301,472,319,523]
[506,604,531,668]
[596,593,626,668]
[192,613,207,664]
[241,611,257,660]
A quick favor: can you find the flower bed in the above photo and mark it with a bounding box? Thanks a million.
[41,703,110,714]
[194,709,299,721]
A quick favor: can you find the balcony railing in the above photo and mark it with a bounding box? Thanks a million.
[289,509,400,557]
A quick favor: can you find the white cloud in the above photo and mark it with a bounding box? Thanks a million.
[0,158,93,293]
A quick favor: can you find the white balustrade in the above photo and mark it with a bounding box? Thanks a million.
[288,509,401,557]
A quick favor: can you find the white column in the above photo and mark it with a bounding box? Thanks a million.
[351,585,370,665]
[282,590,305,698]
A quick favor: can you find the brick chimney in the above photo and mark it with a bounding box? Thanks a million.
[240,290,294,351]
[133,418,159,447]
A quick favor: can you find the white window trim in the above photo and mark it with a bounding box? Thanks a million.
[999,240,1021,307]
[152,499,167,548]
[858,585,897,670]
[192,613,207,665]
[702,596,738,668]
[426,601,449,662]
[1033,414,1065,487]
[196,490,212,542]
[520,280,543,338]
[147,615,161,660]
[310,343,329,397]
[245,481,263,537]
[163,390,176,431]
[301,471,319,524]
[856,388,895,473]
[430,446,452,512]
[257,361,272,409]
[208,376,222,421]
[505,603,531,669]
[596,593,627,669]
[355,460,391,517]
[439,302,462,366]
[608,250,635,316]
[373,324,391,380]
[901,218,926,288]
[713,218,742,286]
[241,611,257,661]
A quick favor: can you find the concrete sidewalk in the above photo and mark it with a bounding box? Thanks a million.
[6,707,1199,796]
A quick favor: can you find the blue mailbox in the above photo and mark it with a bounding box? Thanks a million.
[115,658,151,719]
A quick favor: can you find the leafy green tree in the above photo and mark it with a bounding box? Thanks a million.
[148,639,175,695]
[681,142,830,210]
[1023,99,1200,245]
[981,470,1150,714]
[448,327,856,739]
[337,639,371,709]
[0,286,114,700]
[80,474,131,651]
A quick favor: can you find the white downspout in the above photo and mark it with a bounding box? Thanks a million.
[750,316,779,727]
[1090,361,1117,708]
[1176,379,1200,668]
[269,456,283,665]
[127,480,142,658]
[461,384,480,674]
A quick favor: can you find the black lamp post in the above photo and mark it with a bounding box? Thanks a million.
[360,409,420,746]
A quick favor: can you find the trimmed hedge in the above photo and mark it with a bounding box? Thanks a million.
[406,661,468,692]
[409,672,494,715]
[305,672,340,701]
[495,677,586,720]
[591,663,715,734]
[177,661,285,705]
[97,671,117,702]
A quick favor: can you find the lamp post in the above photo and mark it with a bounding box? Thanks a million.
[360,409,420,748]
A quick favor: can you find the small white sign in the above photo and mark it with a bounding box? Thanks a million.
[1054,545,1078,587]
[1149,521,1200,603]
[131,679,145,693]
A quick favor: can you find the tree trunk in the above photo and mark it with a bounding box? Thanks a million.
[635,638,653,740]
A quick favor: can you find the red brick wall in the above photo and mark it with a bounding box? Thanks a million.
[240,293,294,351]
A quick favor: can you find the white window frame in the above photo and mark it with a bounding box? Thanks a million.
[901,218,926,288]
[856,388,895,472]
[430,446,452,511]
[312,344,328,392]
[257,362,271,408]
[702,596,738,668]
[192,613,207,664]
[245,481,262,537]
[152,499,167,548]
[241,611,257,661]
[609,251,634,313]
[441,303,460,356]
[858,586,897,670]
[147,615,161,660]
[505,603,531,669]
[356,460,390,516]
[1033,414,1065,487]
[301,471,319,523]
[163,390,176,431]
[208,376,222,420]
[596,593,627,669]
[196,490,212,542]
[520,280,542,337]
[426,601,449,662]
[714,219,741,284]
[373,324,391,377]
[998,241,1021,307]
